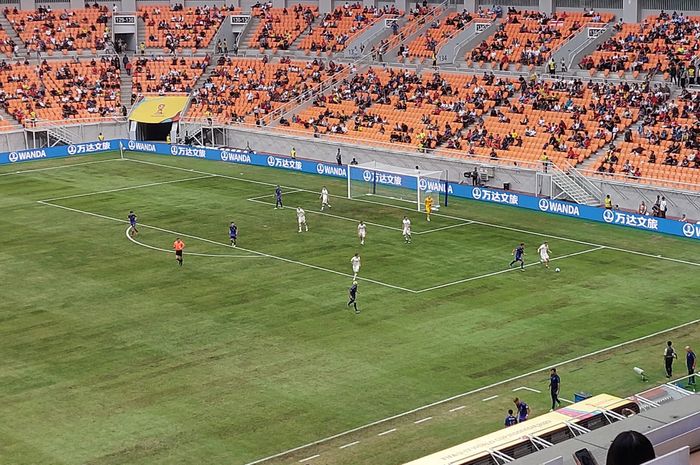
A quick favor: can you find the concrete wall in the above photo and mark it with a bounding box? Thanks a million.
[0,131,27,153]
[211,124,544,193]
[182,123,700,219]
[553,24,615,71]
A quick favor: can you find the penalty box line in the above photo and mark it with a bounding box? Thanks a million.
[414,246,606,293]
[36,200,417,294]
[246,190,473,235]
[123,157,700,269]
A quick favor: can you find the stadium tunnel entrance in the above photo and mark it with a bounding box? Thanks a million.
[128,95,188,143]
[136,122,172,142]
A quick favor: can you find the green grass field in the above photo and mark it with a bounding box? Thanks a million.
[1,151,698,465]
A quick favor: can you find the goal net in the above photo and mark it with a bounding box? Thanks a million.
[347,161,446,211]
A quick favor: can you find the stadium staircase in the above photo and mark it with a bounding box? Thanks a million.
[383,4,452,64]
[238,16,261,51]
[0,107,22,130]
[551,161,602,205]
[0,14,27,57]
[120,67,134,112]
[137,16,146,50]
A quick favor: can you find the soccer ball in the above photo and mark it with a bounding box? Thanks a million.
[555,268,561,273]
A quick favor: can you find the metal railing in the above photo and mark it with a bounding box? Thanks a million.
[448,19,494,65]
[562,159,603,200]
[180,116,549,172]
[382,1,449,57]
[578,167,700,194]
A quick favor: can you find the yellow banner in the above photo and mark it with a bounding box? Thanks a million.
[129,96,189,124]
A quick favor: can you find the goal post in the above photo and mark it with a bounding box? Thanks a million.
[347,161,446,211]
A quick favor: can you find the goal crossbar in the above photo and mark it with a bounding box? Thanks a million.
[346,161,446,211]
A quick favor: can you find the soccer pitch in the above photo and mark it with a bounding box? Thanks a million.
[1,151,698,465]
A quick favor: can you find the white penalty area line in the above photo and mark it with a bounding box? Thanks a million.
[123,157,700,270]
[413,221,474,235]
[37,200,415,294]
[0,157,125,177]
[513,387,541,393]
[38,174,217,202]
[124,227,263,258]
[413,246,605,293]
[248,190,472,235]
[240,316,700,465]
[247,197,403,233]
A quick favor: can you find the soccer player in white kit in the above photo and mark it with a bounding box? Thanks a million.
[537,241,550,268]
[320,186,331,211]
[351,253,361,280]
[296,207,308,232]
[402,216,412,243]
[357,221,367,245]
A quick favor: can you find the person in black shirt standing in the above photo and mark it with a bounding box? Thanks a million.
[664,341,677,378]
[549,368,561,411]
[347,281,359,314]
[686,346,696,386]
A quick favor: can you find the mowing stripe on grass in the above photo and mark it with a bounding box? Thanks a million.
[240,317,700,465]
[0,157,124,177]
[414,246,605,293]
[38,174,217,202]
[38,201,417,294]
[124,227,264,258]
[248,194,473,235]
[124,157,700,269]
[247,197,402,233]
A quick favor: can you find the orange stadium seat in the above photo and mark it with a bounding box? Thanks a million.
[187,56,343,126]
[0,57,121,125]
[4,5,110,52]
[139,5,231,51]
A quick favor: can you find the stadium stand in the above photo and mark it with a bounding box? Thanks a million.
[469,11,613,70]
[290,68,513,152]
[250,4,318,51]
[405,9,496,60]
[591,89,700,188]
[297,4,390,53]
[131,56,207,97]
[0,57,121,124]
[4,5,110,52]
[0,25,17,57]
[585,11,700,78]
[470,77,650,168]
[139,4,231,52]
[186,56,343,125]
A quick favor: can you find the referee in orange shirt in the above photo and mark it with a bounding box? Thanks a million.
[173,238,185,266]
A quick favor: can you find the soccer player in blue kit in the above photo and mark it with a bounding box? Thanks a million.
[510,242,525,271]
[229,222,238,247]
[128,211,138,237]
[274,185,283,209]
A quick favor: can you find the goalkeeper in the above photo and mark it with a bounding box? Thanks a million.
[424,195,434,222]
